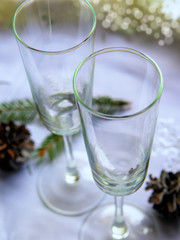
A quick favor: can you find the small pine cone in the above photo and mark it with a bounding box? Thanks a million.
[0,121,34,171]
[146,170,180,219]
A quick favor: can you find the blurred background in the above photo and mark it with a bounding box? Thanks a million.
[1,0,180,119]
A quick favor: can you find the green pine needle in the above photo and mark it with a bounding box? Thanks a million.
[0,98,37,123]
[93,96,131,114]
[32,133,64,164]
[0,97,131,164]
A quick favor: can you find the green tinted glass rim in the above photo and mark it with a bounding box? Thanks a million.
[12,0,96,54]
[73,47,164,119]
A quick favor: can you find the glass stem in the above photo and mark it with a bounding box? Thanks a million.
[63,135,80,184]
[110,196,129,239]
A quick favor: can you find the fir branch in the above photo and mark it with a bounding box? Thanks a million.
[33,133,64,164]
[0,97,131,164]
[93,96,131,114]
[0,97,130,124]
[0,98,37,123]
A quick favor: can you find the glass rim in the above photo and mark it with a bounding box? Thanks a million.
[73,47,164,119]
[12,0,96,54]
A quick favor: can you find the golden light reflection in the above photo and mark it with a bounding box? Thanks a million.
[1,0,180,46]
[91,0,180,46]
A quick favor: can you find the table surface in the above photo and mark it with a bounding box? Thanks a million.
[0,25,180,240]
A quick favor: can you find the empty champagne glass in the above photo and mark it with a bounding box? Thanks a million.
[13,0,104,216]
[73,47,163,239]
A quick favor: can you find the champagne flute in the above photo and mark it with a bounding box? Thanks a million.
[73,47,163,239]
[13,0,104,216]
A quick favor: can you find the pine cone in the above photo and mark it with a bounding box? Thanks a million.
[146,170,180,219]
[0,121,34,171]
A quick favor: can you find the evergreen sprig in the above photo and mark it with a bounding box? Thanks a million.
[93,96,131,114]
[0,97,131,164]
[0,98,37,123]
[32,133,64,164]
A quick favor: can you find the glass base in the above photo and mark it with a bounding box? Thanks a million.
[37,151,105,216]
[79,202,159,240]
